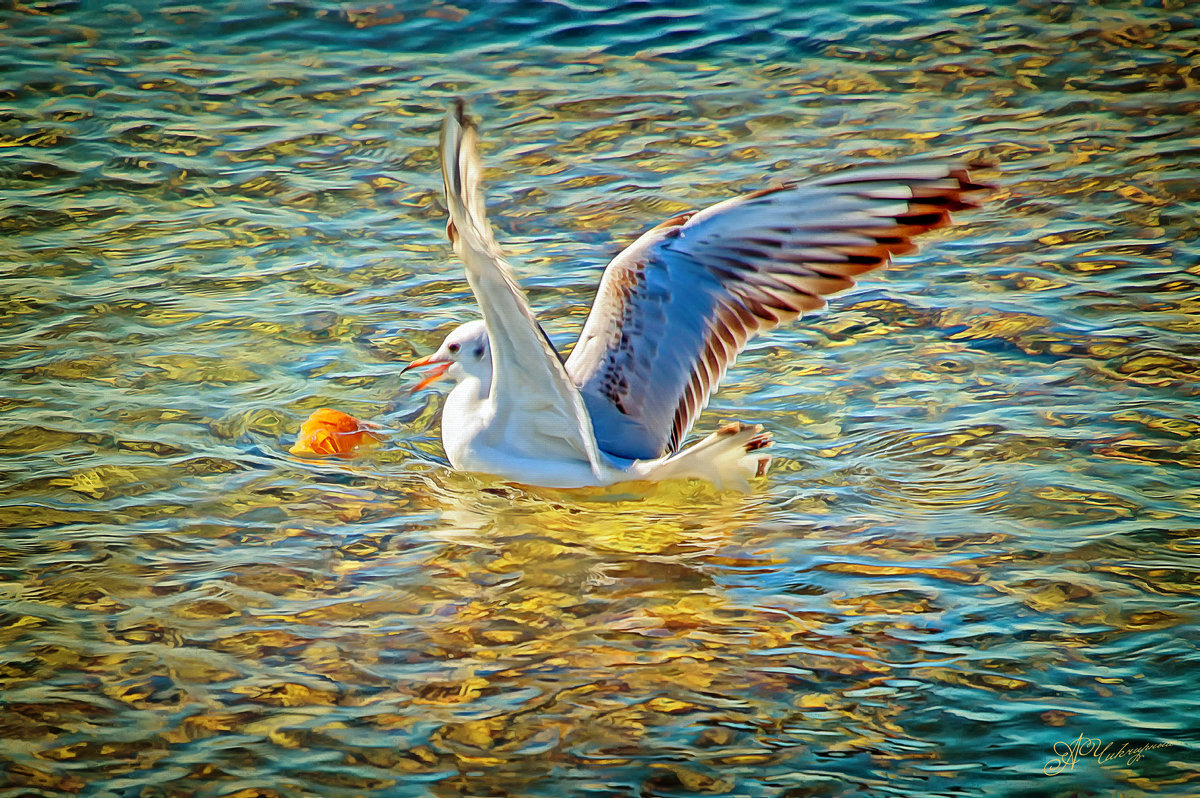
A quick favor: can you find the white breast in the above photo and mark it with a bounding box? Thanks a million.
[441,377,493,472]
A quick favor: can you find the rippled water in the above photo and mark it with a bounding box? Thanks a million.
[2,1,1198,795]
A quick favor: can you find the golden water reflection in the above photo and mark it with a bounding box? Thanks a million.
[5,465,1197,793]
[2,0,1198,794]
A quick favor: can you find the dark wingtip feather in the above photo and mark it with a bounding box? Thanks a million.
[948,166,994,203]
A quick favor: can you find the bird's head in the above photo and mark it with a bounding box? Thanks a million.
[403,319,492,390]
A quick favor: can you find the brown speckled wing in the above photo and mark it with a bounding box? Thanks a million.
[565,164,986,461]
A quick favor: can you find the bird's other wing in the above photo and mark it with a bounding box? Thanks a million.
[565,163,986,461]
[441,100,603,477]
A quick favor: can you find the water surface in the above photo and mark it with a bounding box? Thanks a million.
[2,1,1198,796]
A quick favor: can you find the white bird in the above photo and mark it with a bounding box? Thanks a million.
[403,101,984,490]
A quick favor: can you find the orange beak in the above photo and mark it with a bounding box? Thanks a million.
[403,353,451,392]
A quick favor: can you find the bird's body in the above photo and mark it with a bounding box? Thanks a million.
[409,316,773,490]
[439,353,612,488]
[404,101,984,490]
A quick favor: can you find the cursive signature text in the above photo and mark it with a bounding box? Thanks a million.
[1045,732,1176,775]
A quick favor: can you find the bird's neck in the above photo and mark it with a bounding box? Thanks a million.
[453,372,491,403]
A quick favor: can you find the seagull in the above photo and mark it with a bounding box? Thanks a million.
[403,101,984,490]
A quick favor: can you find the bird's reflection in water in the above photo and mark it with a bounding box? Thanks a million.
[317,471,937,795]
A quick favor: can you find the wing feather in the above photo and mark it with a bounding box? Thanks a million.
[441,101,603,477]
[566,164,986,461]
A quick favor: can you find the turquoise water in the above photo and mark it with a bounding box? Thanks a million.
[2,1,1198,796]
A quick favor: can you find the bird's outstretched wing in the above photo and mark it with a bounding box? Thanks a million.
[441,100,603,477]
[565,164,986,461]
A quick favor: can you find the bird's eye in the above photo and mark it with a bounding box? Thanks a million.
[474,346,485,358]
[448,343,460,354]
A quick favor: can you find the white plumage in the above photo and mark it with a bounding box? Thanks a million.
[403,101,984,489]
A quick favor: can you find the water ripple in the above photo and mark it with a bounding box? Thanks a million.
[1,0,1197,795]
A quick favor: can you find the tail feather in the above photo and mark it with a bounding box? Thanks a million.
[645,422,772,491]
